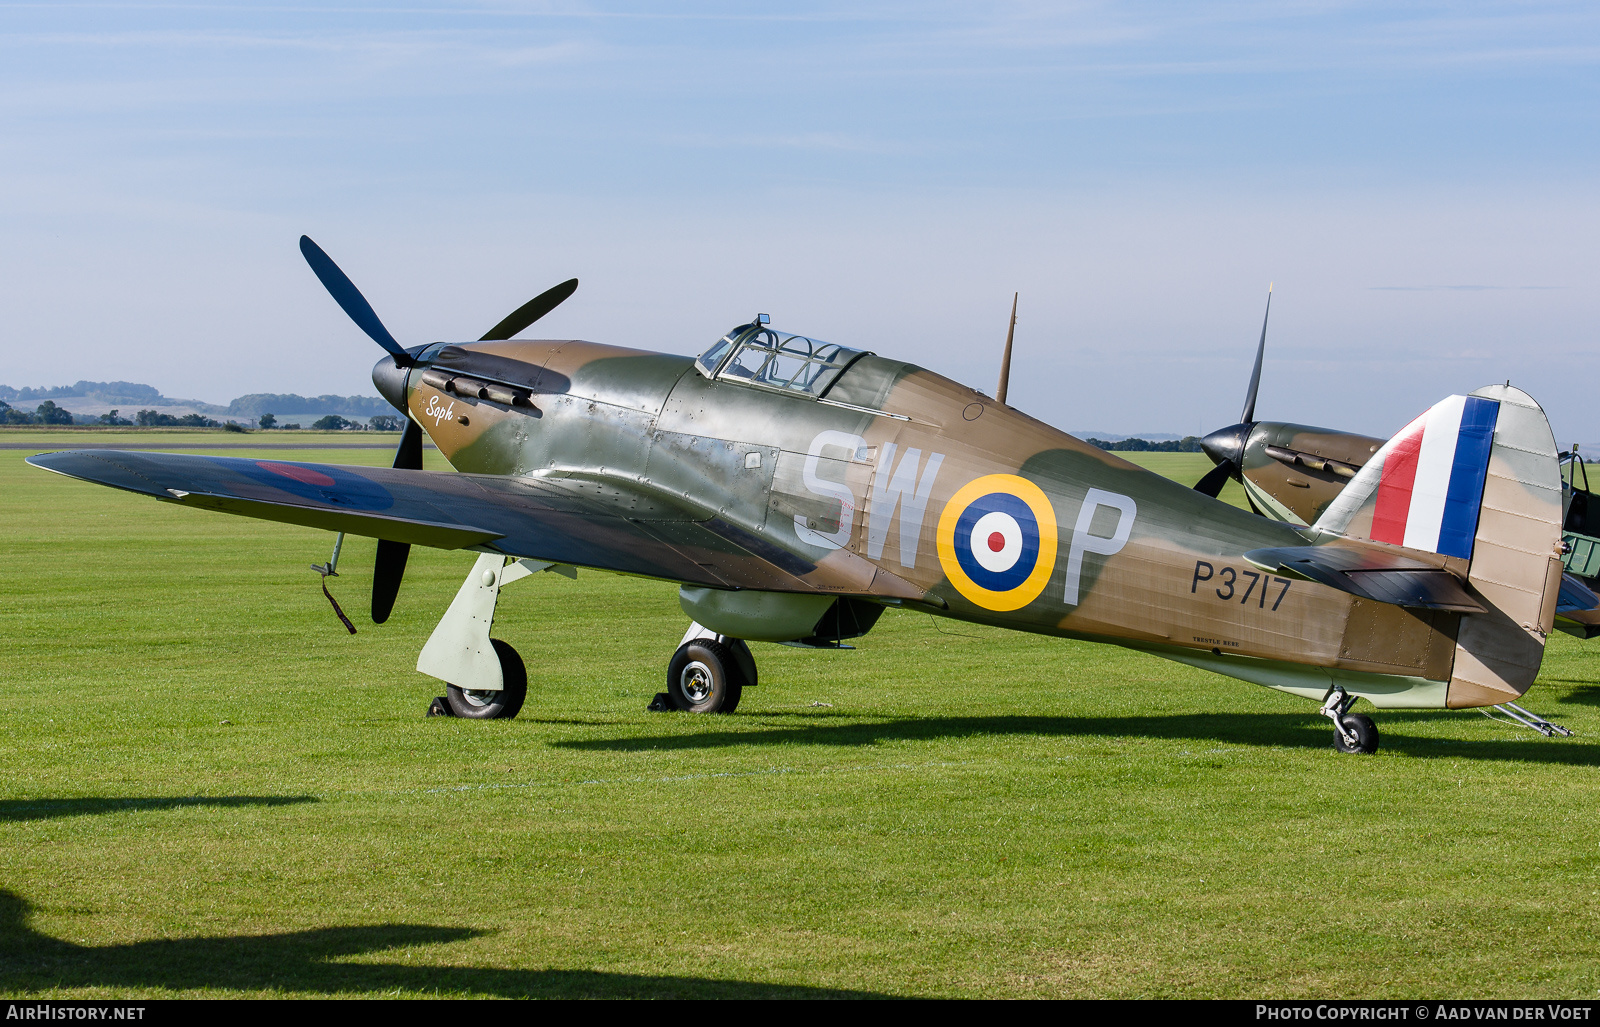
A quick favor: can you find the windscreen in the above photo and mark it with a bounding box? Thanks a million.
[697,323,866,398]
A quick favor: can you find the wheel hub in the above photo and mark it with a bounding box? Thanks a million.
[679,660,714,703]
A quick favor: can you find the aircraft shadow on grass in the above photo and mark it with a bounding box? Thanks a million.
[0,891,886,999]
[556,712,1600,766]
[0,796,317,824]
[1535,681,1600,707]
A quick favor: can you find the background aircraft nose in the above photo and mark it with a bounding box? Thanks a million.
[1200,423,1250,468]
[372,354,409,413]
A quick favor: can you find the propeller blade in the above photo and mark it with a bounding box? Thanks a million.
[372,540,410,624]
[1240,283,1272,424]
[299,235,412,366]
[480,278,579,342]
[392,417,423,471]
[371,420,423,623]
[1194,460,1237,499]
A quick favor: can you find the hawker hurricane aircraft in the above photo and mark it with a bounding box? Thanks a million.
[27,239,1572,754]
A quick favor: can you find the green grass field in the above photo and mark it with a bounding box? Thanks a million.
[1,430,1597,998]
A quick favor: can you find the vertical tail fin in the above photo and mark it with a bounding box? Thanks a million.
[1314,385,1564,707]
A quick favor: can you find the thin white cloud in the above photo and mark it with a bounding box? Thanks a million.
[1369,285,1568,291]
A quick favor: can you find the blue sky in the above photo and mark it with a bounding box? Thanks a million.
[1,2,1596,439]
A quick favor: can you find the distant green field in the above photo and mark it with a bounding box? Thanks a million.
[1117,451,1252,510]
[1,431,1596,998]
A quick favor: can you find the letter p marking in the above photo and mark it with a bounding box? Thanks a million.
[1063,488,1137,606]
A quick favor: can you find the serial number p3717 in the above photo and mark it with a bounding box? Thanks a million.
[1192,561,1291,610]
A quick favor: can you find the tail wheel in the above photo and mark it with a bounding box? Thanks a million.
[1334,712,1379,754]
[666,639,745,713]
[445,639,527,720]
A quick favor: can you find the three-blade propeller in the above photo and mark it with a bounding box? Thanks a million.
[299,235,577,623]
[1193,284,1271,499]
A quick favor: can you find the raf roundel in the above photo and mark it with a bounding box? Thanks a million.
[936,474,1058,611]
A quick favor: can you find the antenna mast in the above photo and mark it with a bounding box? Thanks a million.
[996,292,1018,405]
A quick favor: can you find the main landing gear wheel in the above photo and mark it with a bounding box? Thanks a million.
[1333,713,1379,755]
[1321,686,1379,755]
[666,639,745,713]
[445,638,527,720]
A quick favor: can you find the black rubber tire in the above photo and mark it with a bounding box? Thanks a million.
[1333,712,1379,754]
[445,639,527,720]
[666,639,745,713]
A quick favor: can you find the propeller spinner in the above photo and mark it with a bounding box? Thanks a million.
[298,235,577,623]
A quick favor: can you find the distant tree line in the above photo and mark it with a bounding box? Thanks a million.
[1085,436,1204,453]
[0,400,240,426]
[230,393,393,418]
[1,400,75,425]
[134,410,223,427]
[1,396,404,431]
[0,381,396,420]
[257,412,402,431]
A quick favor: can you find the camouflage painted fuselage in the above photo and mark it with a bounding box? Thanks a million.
[406,339,1461,706]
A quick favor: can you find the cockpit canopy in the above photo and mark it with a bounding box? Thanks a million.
[696,322,868,399]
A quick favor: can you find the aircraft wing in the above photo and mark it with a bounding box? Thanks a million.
[28,449,923,598]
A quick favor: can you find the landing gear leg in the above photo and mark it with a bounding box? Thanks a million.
[1321,685,1379,754]
[417,553,558,720]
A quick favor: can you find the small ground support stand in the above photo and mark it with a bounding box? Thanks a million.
[427,696,455,717]
[1480,701,1574,737]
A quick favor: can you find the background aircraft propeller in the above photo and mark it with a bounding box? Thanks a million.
[1194,284,1271,499]
[1192,458,1237,499]
[297,234,577,623]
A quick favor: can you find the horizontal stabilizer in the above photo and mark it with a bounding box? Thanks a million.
[1245,544,1485,612]
[1557,572,1600,614]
